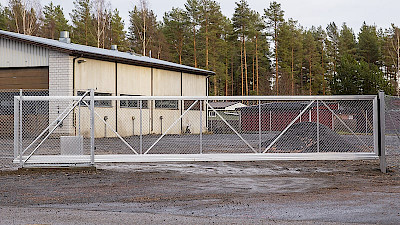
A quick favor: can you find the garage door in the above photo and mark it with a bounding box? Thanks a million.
[0,67,48,89]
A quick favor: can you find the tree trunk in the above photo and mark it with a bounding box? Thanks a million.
[291,47,294,95]
[252,55,255,92]
[225,56,228,96]
[275,23,279,95]
[143,9,146,56]
[256,35,259,95]
[240,40,244,96]
[309,56,312,96]
[205,17,209,70]
[193,26,197,68]
[231,55,234,96]
[322,42,325,95]
[243,35,249,96]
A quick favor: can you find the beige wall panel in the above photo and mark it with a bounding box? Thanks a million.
[74,107,116,138]
[153,109,182,134]
[75,58,115,93]
[117,64,151,96]
[153,69,181,96]
[117,108,151,137]
[182,73,207,96]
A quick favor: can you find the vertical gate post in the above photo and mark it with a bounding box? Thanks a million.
[140,100,143,154]
[19,89,23,167]
[90,89,95,166]
[14,95,19,159]
[258,101,261,152]
[200,100,203,154]
[317,100,320,153]
[378,91,386,173]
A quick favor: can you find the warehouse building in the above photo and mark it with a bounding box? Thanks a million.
[0,30,214,137]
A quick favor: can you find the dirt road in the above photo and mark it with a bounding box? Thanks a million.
[1,159,400,224]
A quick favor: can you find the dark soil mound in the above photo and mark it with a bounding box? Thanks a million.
[263,122,362,153]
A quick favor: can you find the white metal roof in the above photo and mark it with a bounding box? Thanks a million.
[0,29,215,76]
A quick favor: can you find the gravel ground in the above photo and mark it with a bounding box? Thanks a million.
[0,159,400,224]
[0,134,399,224]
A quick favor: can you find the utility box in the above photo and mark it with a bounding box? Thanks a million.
[60,136,83,155]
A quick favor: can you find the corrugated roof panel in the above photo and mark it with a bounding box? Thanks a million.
[0,37,48,68]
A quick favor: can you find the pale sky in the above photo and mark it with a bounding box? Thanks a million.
[1,0,399,33]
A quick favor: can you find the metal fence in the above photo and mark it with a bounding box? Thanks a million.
[384,95,400,170]
[11,91,380,167]
[0,89,48,159]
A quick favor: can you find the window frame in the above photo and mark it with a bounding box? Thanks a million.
[119,94,148,109]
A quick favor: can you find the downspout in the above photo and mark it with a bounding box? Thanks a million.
[206,75,211,130]
[181,71,183,134]
[115,62,118,132]
[72,55,80,136]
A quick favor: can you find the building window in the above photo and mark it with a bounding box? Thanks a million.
[209,111,216,117]
[155,100,178,109]
[77,91,112,107]
[184,100,201,110]
[120,94,148,108]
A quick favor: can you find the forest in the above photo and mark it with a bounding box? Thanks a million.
[0,0,399,96]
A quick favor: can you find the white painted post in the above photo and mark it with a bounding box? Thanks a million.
[19,89,23,167]
[317,100,319,153]
[90,89,95,166]
[258,101,262,153]
[378,91,386,173]
[200,100,203,154]
[14,95,19,159]
[140,100,143,154]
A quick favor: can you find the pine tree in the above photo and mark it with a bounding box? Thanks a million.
[70,0,95,46]
[185,0,200,68]
[358,22,380,65]
[338,23,357,58]
[232,0,252,96]
[128,0,159,56]
[264,1,284,95]
[109,9,127,51]
[41,2,69,39]
[0,3,8,30]
[326,22,339,90]
[163,7,189,64]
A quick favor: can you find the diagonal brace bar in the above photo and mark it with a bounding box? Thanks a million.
[21,91,90,158]
[81,101,138,155]
[263,100,315,153]
[207,102,257,153]
[321,100,369,149]
[144,100,199,155]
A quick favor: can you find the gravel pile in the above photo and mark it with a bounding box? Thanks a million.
[264,122,362,153]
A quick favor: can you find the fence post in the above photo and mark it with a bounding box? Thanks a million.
[258,100,261,153]
[19,89,23,167]
[378,91,386,173]
[317,100,319,153]
[200,100,203,154]
[140,100,143,154]
[90,89,95,166]
[14,95,19,159]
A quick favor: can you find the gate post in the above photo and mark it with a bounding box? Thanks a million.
[90,89,95,166]
[19,89,23,167]
[14,95,19,159]
[378,91,386,173]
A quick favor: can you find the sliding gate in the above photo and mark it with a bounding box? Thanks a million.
[13,91,384,168]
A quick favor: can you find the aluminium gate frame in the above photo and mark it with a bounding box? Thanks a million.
[13,91,387,172]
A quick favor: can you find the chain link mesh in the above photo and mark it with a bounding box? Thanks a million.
[384,95,400,169]
[5,94,379,166]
